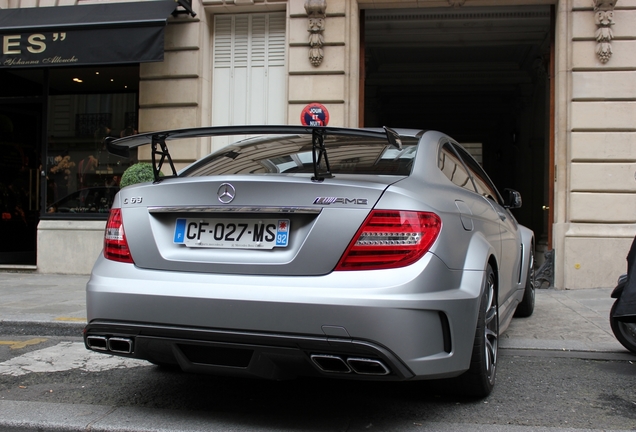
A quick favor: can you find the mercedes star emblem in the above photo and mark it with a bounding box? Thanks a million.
[217,183,236,204]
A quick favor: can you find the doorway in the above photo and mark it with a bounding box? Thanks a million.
[0,68,44,265]
[362,5,553,248]
[0,102,41,265]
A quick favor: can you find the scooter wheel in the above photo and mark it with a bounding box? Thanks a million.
[610,301,636,354]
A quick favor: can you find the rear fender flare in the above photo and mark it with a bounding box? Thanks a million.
[461,232,498,275]
[453,239,498,363]
[453,232,498,310]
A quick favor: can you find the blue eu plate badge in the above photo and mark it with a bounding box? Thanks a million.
[275,219,289,247]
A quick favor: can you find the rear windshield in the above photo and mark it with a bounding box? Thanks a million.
[181,134,418,177]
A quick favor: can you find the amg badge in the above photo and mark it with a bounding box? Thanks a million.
[313,197,368,205]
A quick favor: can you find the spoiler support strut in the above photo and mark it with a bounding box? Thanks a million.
[152,134,177,182]
[311,129,333,183]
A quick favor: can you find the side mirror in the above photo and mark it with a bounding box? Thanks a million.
[503,188,522,209]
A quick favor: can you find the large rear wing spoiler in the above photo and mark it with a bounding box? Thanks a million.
[105,125,406,183]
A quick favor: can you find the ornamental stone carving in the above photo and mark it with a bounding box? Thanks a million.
[305,0,326,67]
[593,0,617,63]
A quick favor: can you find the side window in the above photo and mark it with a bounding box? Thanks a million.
[452,143,503,205]
[438,143,475,192]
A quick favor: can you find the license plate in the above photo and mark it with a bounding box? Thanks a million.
[173,218,290,249]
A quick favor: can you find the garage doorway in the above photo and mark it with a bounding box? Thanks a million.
[362,5,553,251]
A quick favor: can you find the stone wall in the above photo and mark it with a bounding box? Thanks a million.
[558,0,636,288]
[288,0,352,126]
[37,220,105,274]
[137,0,210,171]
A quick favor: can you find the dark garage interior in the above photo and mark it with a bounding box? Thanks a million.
[363,5,553,249]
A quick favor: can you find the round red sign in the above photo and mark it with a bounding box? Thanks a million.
[300,103,329,126]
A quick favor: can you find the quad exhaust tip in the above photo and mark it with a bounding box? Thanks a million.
[86,336,133,354]
[311,354,390,376]
[86,335,108,351]
[347,357,390,375]
[108,337,134,354]
[311,354,351,373]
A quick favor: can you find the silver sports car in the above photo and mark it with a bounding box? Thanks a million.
[84,126,535,397]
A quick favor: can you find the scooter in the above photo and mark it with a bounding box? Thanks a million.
[610,237,636,353]
[610,273,636,353]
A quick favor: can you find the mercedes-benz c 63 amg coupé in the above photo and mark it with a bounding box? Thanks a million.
[84,125,535,397]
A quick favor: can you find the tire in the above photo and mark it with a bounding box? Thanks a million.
[455,264,499,397]
[515,245,535,318]
[610,300,636,353]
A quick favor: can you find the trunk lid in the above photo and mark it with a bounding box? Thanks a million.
[119,175,400,275]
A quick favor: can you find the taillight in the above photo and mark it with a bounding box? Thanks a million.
[335,210,441,271]
[104,208,134,263]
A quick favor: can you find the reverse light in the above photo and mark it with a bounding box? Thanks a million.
[104,208,134,263]
[335,210,441,271]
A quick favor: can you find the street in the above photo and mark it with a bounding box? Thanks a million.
[1,334,635,432]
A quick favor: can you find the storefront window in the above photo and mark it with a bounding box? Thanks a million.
[45,92,137,216]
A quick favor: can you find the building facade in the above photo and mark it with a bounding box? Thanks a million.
[0,0,633,289]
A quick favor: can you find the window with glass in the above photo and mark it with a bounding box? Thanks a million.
[44,66,139,216]
[182,135,418,177]
[452,143,502,205]
[438,142,475,192]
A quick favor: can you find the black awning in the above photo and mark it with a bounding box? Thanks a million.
[0,1,178,69]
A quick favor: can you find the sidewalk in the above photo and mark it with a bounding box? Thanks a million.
[0,272,87,337]
[0,271,629,353]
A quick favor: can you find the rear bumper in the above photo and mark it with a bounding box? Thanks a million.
[85,253,485,380]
